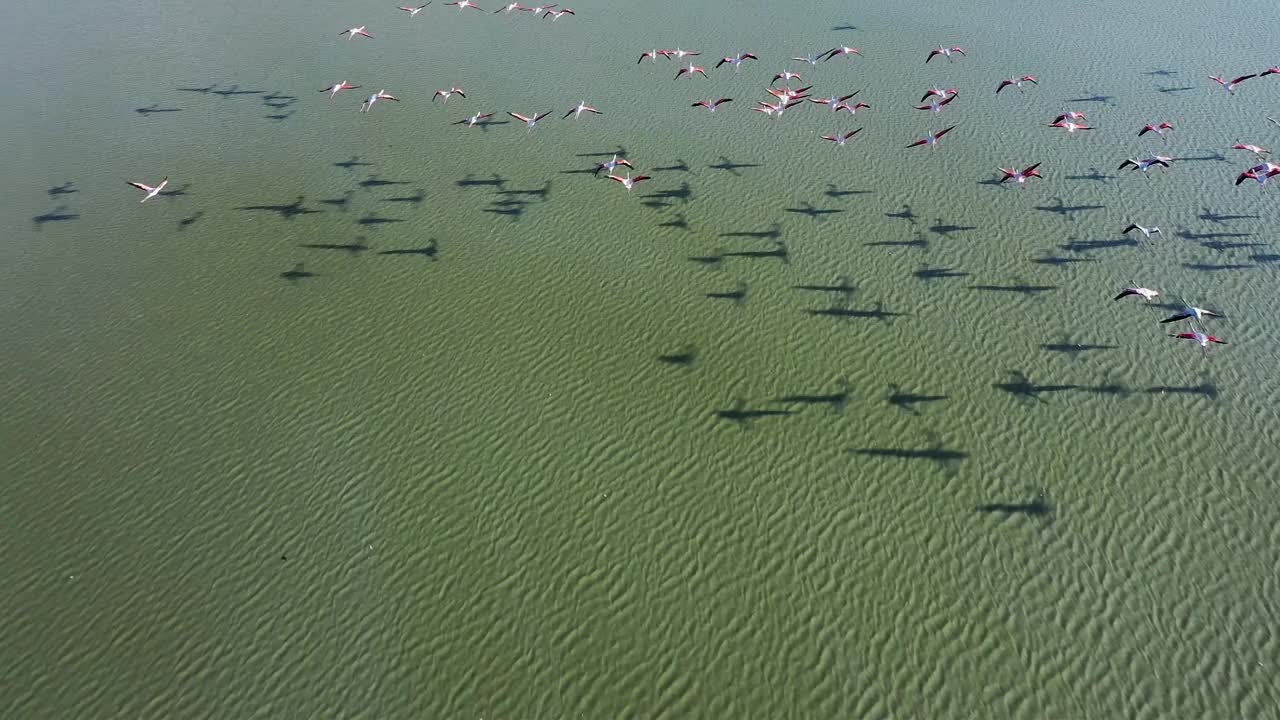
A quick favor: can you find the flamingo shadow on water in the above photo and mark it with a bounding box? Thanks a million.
[705,281,748,305]
[975,488,1054,519]
[714,399,795,429]
[913,264,968,281]
[719,224,781,240]
[994,370,1077,403]
[775,377,852,415]
[887,384,948,415]
[656,346,696,367]
[280,263,315,281]
[720,241,788,263]
[850,432,967,475]
[238,196,322,220]
[378,239,438,260]
[300,238,370,254]
[1041,335,1119,360]
[32,206,80,228]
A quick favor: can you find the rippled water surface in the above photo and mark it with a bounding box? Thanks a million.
[4,0,1280,717]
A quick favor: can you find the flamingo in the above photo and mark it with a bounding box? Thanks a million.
[692,98,733,111]
[1236,162,1280,186]
[339,26,373,40]
[820,130,862,146]
[320,81,360,99]
[564,101,600,119]
[996,75,1038,93]
[824,46,862,61]
[1114,287,1159,301]
[453,112,494,127]
[494,2,529,12]
[606,172,651,191]
[1262,67,1280,76]
[1161,306,1222,323]
[715,52,757,70]
[1119,155,1172,172]
[1169,332,1228,347]
[1123,223,1161,238]
[543,8,574,20]
[926,46,965,63]
[127,177,168,202]
[1052,111,1085,124]
[1049,121,1092,133]
[835,101,871,115]
[444,0,482,10]
[810,92,859,111]
[660,48,699,60]
[1230,142,1269,157]
[675,63,707,79]
[792,52,825,66]
[360,90,398,112]
[398,3,430,15]
[593,154,633,175]
[527,3,557,12]
[771,71,801,85]
[767,85,812,101]
[1209,73,1256,93]
[432,87,466,103]
[1138,122,1175,139]
[920,87,957,102]
[915,92,957,112]
[638,50,660,63]
[907,126,956,148]
[508,110,550,131]
[753,99,804,117]
[998,162,1042,184]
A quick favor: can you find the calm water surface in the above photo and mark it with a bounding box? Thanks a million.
[4,0,1279,717]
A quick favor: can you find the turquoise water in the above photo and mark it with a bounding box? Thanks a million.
[4,0,1280,717]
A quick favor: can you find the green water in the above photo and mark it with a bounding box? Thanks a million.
[5,0,1280,717]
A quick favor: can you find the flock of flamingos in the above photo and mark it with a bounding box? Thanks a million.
[123,3,1280,352]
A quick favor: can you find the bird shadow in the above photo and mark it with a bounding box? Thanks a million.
[1060,237,1138,253]
[378,239,438,260]
[1031,252,1096,267]
[319,190,356,212]
[382,189,427,204]
[652,159,691,173]
[1181,262,1253,273]
[715,399,795,429]
[135,104,183,115]
[1147,373,1218,400]
[456,173,507,190]
[850,432,966,474]
[300,238,370,254]
[359,174,412,191]
[238,195,322,220]
[1064,168,1116,184]
[657,346,696,367]
[31,205,80,228]
[1036,197,1105,219]
[719,224,781,240]
[975,491,1053,518]
[210,85,263,98]
[886,204,917,224]
[913,264,968,281]
[356,214,405,226]
[776,377,851,415]
[792,275,856,300]
[709,155,762,175]
[177,211,205,230]
[806,300,905,324]
[657,213,690,231]
[47,182,77,196]
[334,156,375,171]
[786,202,845,221]
[575,146,627,158]
[720,241,788,263]
[280,262,315,281]
[1066,94,1115,105]
[824,184,873,200]
[705,281,748,305]
[928,218,976,237]
[867,234,928,250]
[1155,86,1196,94]
[887,384,947,415]
[1199,208,1258,225]
[1041,336,1118,360]
[993,370,1076,403]
[968,283,1057,298]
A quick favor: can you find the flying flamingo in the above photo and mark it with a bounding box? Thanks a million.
[921,87,957,102]
[1169,332,1228,347]
[820,129,862,146]
[1049,121,1092,133]
[127,177,168,202]
[1114,287,1159,301]
[1119,155,1172,172]
[792,52,825,66]
[594,154,633,175]
[660,48,699,60]
[716,52,758,70]
[675,63,707,79]
[320,81,360,99]
[398,3,431,15]
[1230,142,1269,157]
[1161,306,1222,323]
[638,50,660,63]
[1236,162,1280,186]
[339,26,373,39]
[528,3,557,12]
[1263,67,1280,76]
[824,46,862,61]
[444,0,482,10]
[753,99,805,117]
[836,101,871,115]
[810,92,859,111]
[996,75,1038,93]
[907,126,956,148]
[564,101,600,119]
[1123,223,1161,237]
[543,8,574,20]
[1052,111,1085,123]
[926,46,965,63]
[606,172,651,191]
[771,71,801,85]
[508,110,550,131]
[998,162,1042,184]
[453,112,494,127]
[1209,73,1256,93]
[432,87,466,103]
[360,90,398,112]
[692,98,733,111]
[915,92,957,112]
[1139,122,1175,139]
[767,85,812,101]
[494,2,529,12]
